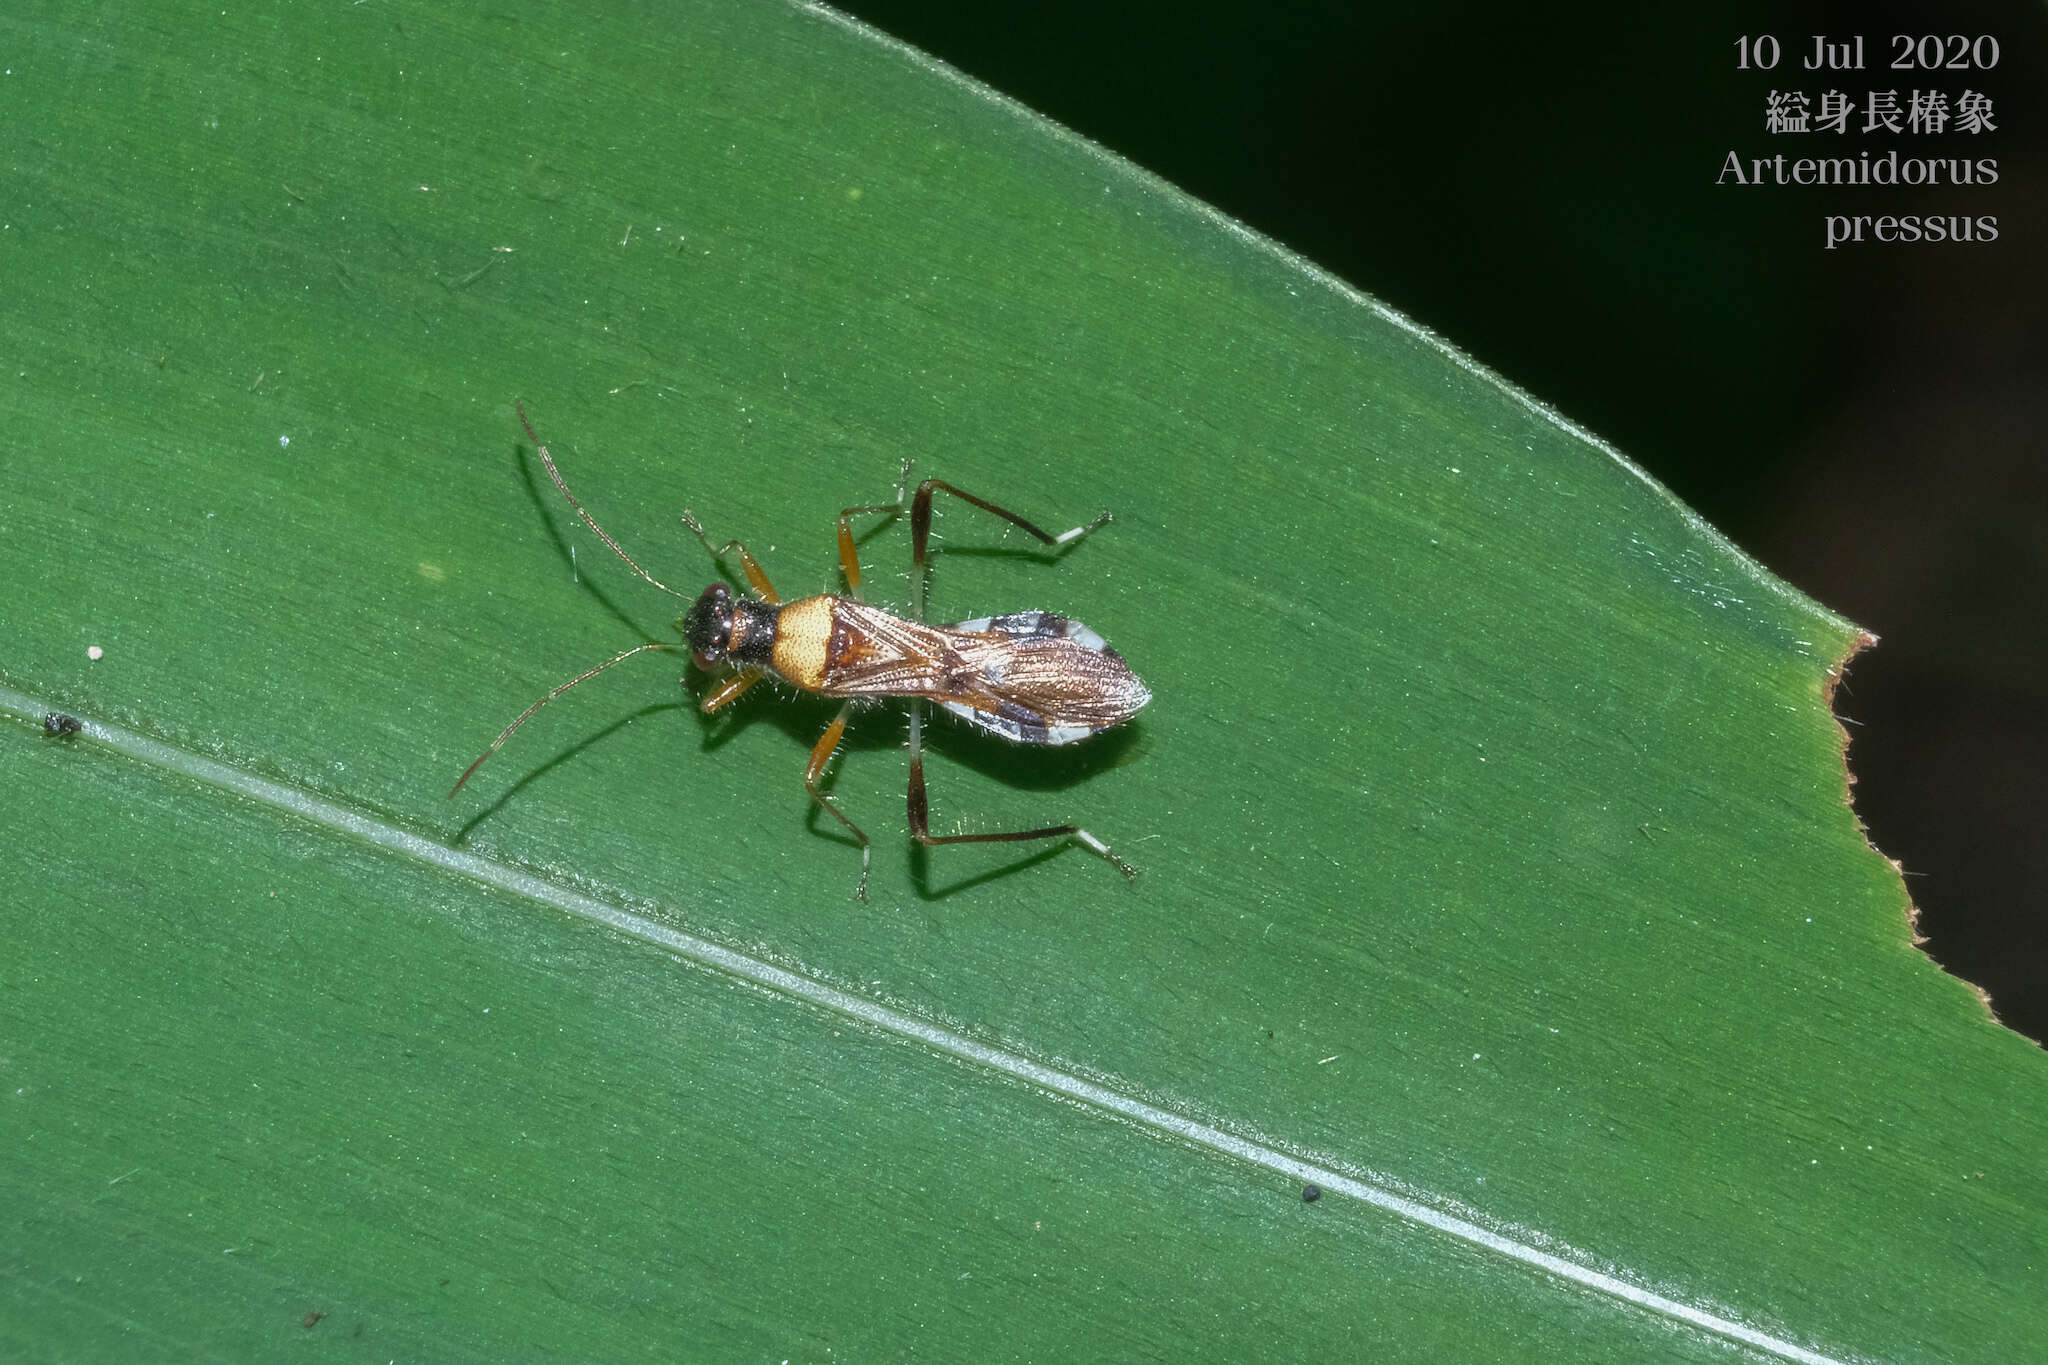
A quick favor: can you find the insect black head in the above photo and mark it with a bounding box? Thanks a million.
[683,582,735,670]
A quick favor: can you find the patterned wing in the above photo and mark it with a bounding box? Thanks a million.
[815,604,1150,746]
[929,612,1151,746]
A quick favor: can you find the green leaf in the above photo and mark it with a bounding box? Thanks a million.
[3,3,2041,1362]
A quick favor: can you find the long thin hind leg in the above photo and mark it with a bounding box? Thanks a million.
[907,478,1111,621]
[904,701,1137,880]
[805,702,872,901]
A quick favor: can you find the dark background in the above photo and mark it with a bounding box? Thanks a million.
[833,0,2048,1041]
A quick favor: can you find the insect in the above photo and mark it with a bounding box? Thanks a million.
[43,713,83,737]
[452,405,1151,900]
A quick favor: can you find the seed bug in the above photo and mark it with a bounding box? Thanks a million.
[451,405,1151,900]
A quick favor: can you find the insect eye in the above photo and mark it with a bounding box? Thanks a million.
[683,582,735,666]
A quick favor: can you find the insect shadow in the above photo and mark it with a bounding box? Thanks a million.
[450,702,683,845]
[789,694,1148,900]
[511,436,651,642]
[896,723,1146,898]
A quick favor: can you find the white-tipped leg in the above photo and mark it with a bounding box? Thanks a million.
[1052,512,1113,546]
[907,700,1138,882]
[1070,828,1138,879]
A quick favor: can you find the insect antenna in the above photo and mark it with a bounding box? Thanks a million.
[448,642,680,796]
[516,402,692,603]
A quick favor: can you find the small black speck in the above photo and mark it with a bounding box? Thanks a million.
[1301,1184,1321,1203]
[43,713,83,737]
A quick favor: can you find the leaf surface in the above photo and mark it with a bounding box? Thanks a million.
[3,3,2041,1361]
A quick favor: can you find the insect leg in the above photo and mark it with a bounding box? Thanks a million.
[805,702,872,901]
[834,462,915,600]
[905,701,1137,879]
[680,509,781,604]
[700,666,767,714]
[834,503,896,601]
[908,479,1111,621]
